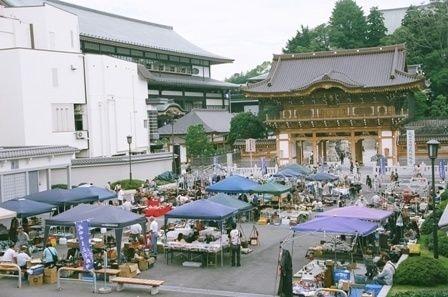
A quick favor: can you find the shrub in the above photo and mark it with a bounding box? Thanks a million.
[51,184,67,189]
[394,256,448,286]
[421,208,443,235]
[440,190,448,201]
[391,291,448,297]
[428,231,448,258]
[111,179,144,190]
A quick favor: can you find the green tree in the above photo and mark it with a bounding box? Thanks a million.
[412,91,430,120]
[329,0,368,49]
[226,61,271,84]
[430,95,448,117]
[283,24,330,53]
[366,7,387,46]
[227,112,266,145]
[185,124,214,158]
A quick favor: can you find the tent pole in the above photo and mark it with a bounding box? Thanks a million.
[115,228,123,265]
[220,220,224,267]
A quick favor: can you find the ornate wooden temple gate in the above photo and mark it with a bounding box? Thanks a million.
[243,45,425,166]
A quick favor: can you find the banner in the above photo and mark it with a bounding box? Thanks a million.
[379,157,386,175]
[406,130,415,166]
[440,160,446,180]
[261,157,267,175]
[75,220,94,271]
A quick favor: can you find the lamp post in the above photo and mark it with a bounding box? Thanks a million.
[171,117,175,174]
[427,139,440,259]
[127,135,133,182]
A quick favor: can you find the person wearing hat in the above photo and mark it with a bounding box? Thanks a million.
[16,245,31,277]
[16,226,29,248]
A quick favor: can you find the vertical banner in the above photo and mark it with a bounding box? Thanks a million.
[75,220,94,271]
[379,157,386,175]
[261,157,267,175]
[406,130,415,167]
[439,160,446,180]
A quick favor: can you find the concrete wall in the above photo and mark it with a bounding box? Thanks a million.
[52,154,172,187]
[84,54,149,157]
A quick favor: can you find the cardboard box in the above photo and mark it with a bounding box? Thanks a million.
[28,274,43,287]
[119,263,140,278]
[44,267,57,284]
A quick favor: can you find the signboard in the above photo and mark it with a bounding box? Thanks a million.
[440,160,446,180]
[245,138,256,153]
[406,130,415,166]
[75,220,94,271]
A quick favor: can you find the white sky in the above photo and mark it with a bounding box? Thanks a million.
[67,0,427,80]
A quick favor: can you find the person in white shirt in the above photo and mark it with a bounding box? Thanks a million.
[16,246,31,269]
[1,243,16,262]
[149,217,159,256]
[122,199,132,212]
[117,189,124,202]
[129,223,142,241]
[229,224,241,267]
[374,256,396,285]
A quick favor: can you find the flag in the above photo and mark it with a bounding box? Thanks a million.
[75,220,94,271]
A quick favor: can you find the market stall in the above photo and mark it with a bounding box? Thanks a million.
[44,204,147,264]
[208,193,253,215]
[0,198,56,218]
[206,175,259,194]
[273,169,304,178]
[164,199,237,267]
[69,186,117,202]
[280,164,311,175]
[306,172,339,182]
[24,189,99,207]
[0,207,16,220]
[317,206,393,222]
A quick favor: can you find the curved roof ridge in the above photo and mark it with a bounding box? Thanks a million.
[291,69,364,91]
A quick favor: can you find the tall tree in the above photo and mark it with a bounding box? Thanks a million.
[185,124,214,159]
[366,7,387,46]
[329,0,368,49]
[227,112,266,145]
[226,61,271,84]
[283,25,330,53]
[430,95,448,118]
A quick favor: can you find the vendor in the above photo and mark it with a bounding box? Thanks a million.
[42,242,58,267]
[373,255,396,285]
[129,223,142,241]
[16,226,29,247]
[16,245,31,276]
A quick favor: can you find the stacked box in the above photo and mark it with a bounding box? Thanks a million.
[28,274,43,286]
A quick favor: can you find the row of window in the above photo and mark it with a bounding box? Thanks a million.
[110,55,194,75]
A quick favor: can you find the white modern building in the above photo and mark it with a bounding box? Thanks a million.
[0,3,171,200]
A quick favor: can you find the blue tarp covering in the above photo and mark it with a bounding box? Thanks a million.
[273,168,304,178]
[25,189,99,206]
[70,186,117,201]
[1,198,56,218]
[165,199,237,220]
[206,175,259,193]
[208,193,253,213]
[306,172,338,182]
[292,216,377,236]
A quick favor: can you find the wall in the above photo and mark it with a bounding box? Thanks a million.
[84,54,149,157]
[52,154,172,187]
[0,13,31,48]
[4,4,80,52]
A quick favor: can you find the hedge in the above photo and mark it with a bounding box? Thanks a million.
[394,256,448,286]
[391,291,448,297]
[51,184,68,189]
[111,179,144,190]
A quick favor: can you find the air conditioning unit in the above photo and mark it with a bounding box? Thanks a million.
[75,131,88,139]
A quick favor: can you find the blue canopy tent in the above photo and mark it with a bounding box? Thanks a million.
[252,181,291,195]
[69,186,117,202]
[280,164,311,175]
[292,217,377,236]
[305,172,338,182]
[164,200,237,267]
[208,193,253,214]
[1,198,56,218]
[206,175,259,194]
[273,168,304,178]
[44,204,147,264]
[24,189,98,206]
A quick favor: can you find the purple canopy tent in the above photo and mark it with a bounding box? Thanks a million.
[292,216,377,236]
[317,206,393,222]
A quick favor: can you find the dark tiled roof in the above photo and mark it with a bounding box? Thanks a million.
[158,109,233,136]
[6,0,232,63]
[138,65,239,90]
[147,98,185,114]
[72,152,172,166]
[0,145,77,160]
[243,45,424,95]
[233,139,276,146]
[398,119,448,144]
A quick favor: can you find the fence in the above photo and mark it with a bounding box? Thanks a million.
[372,165,447,179]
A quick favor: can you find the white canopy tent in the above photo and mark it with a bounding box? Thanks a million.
[0,207,16,220]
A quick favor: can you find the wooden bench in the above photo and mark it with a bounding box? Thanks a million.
[0,263,22,288]
[111,277,164,295]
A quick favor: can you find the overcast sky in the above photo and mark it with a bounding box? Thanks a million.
[67,0,427,80]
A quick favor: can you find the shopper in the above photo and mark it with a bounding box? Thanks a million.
[149,217,159,256]
[230,224,241,267]
[43,242,58,267]
[16,226,29,247]
[1,242,16,262]
[373,255,396,285]
[16,245,31,276]
[129,223,142,241]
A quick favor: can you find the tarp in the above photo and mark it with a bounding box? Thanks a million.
[317,206,393,222]
[69,186,117,202]
[0,207,16,220]
[292,216,377,236]
[206,175,259,193]
[208,193,253,213]
[155,171,177,182]
[44,204,146,265]
[1,198,56,218]
[438,202,448,229]
[273,168,304,178]
[165,199,236,220]
[25,189,98,206]
[280,164,311,175]
[306,172,338,182]
[252,181,291,194]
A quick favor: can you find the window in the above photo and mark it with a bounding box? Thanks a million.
[191,59,200,65]
[100,44,115,53]
[180,57,190,63]
[158,65,165,71]
[51,68,59,87]
[169,55,180,62]
[52,104,75,132]
[49,31,55,49]
[143,119,148,129]
[83,41,99,51]
[11,160,19,170]
[70,30,74,48]
[158,54,168,60]
[169,66,175,72]
[74,114,83,131]
[116,47,130,55]
[131,49,143,57]
[145,52,157,59]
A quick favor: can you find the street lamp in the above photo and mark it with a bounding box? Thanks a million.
[427,139,440,259]
[127,135,133,182]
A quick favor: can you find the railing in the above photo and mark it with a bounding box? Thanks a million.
[231,166,278,177]
[373,165,447,179]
